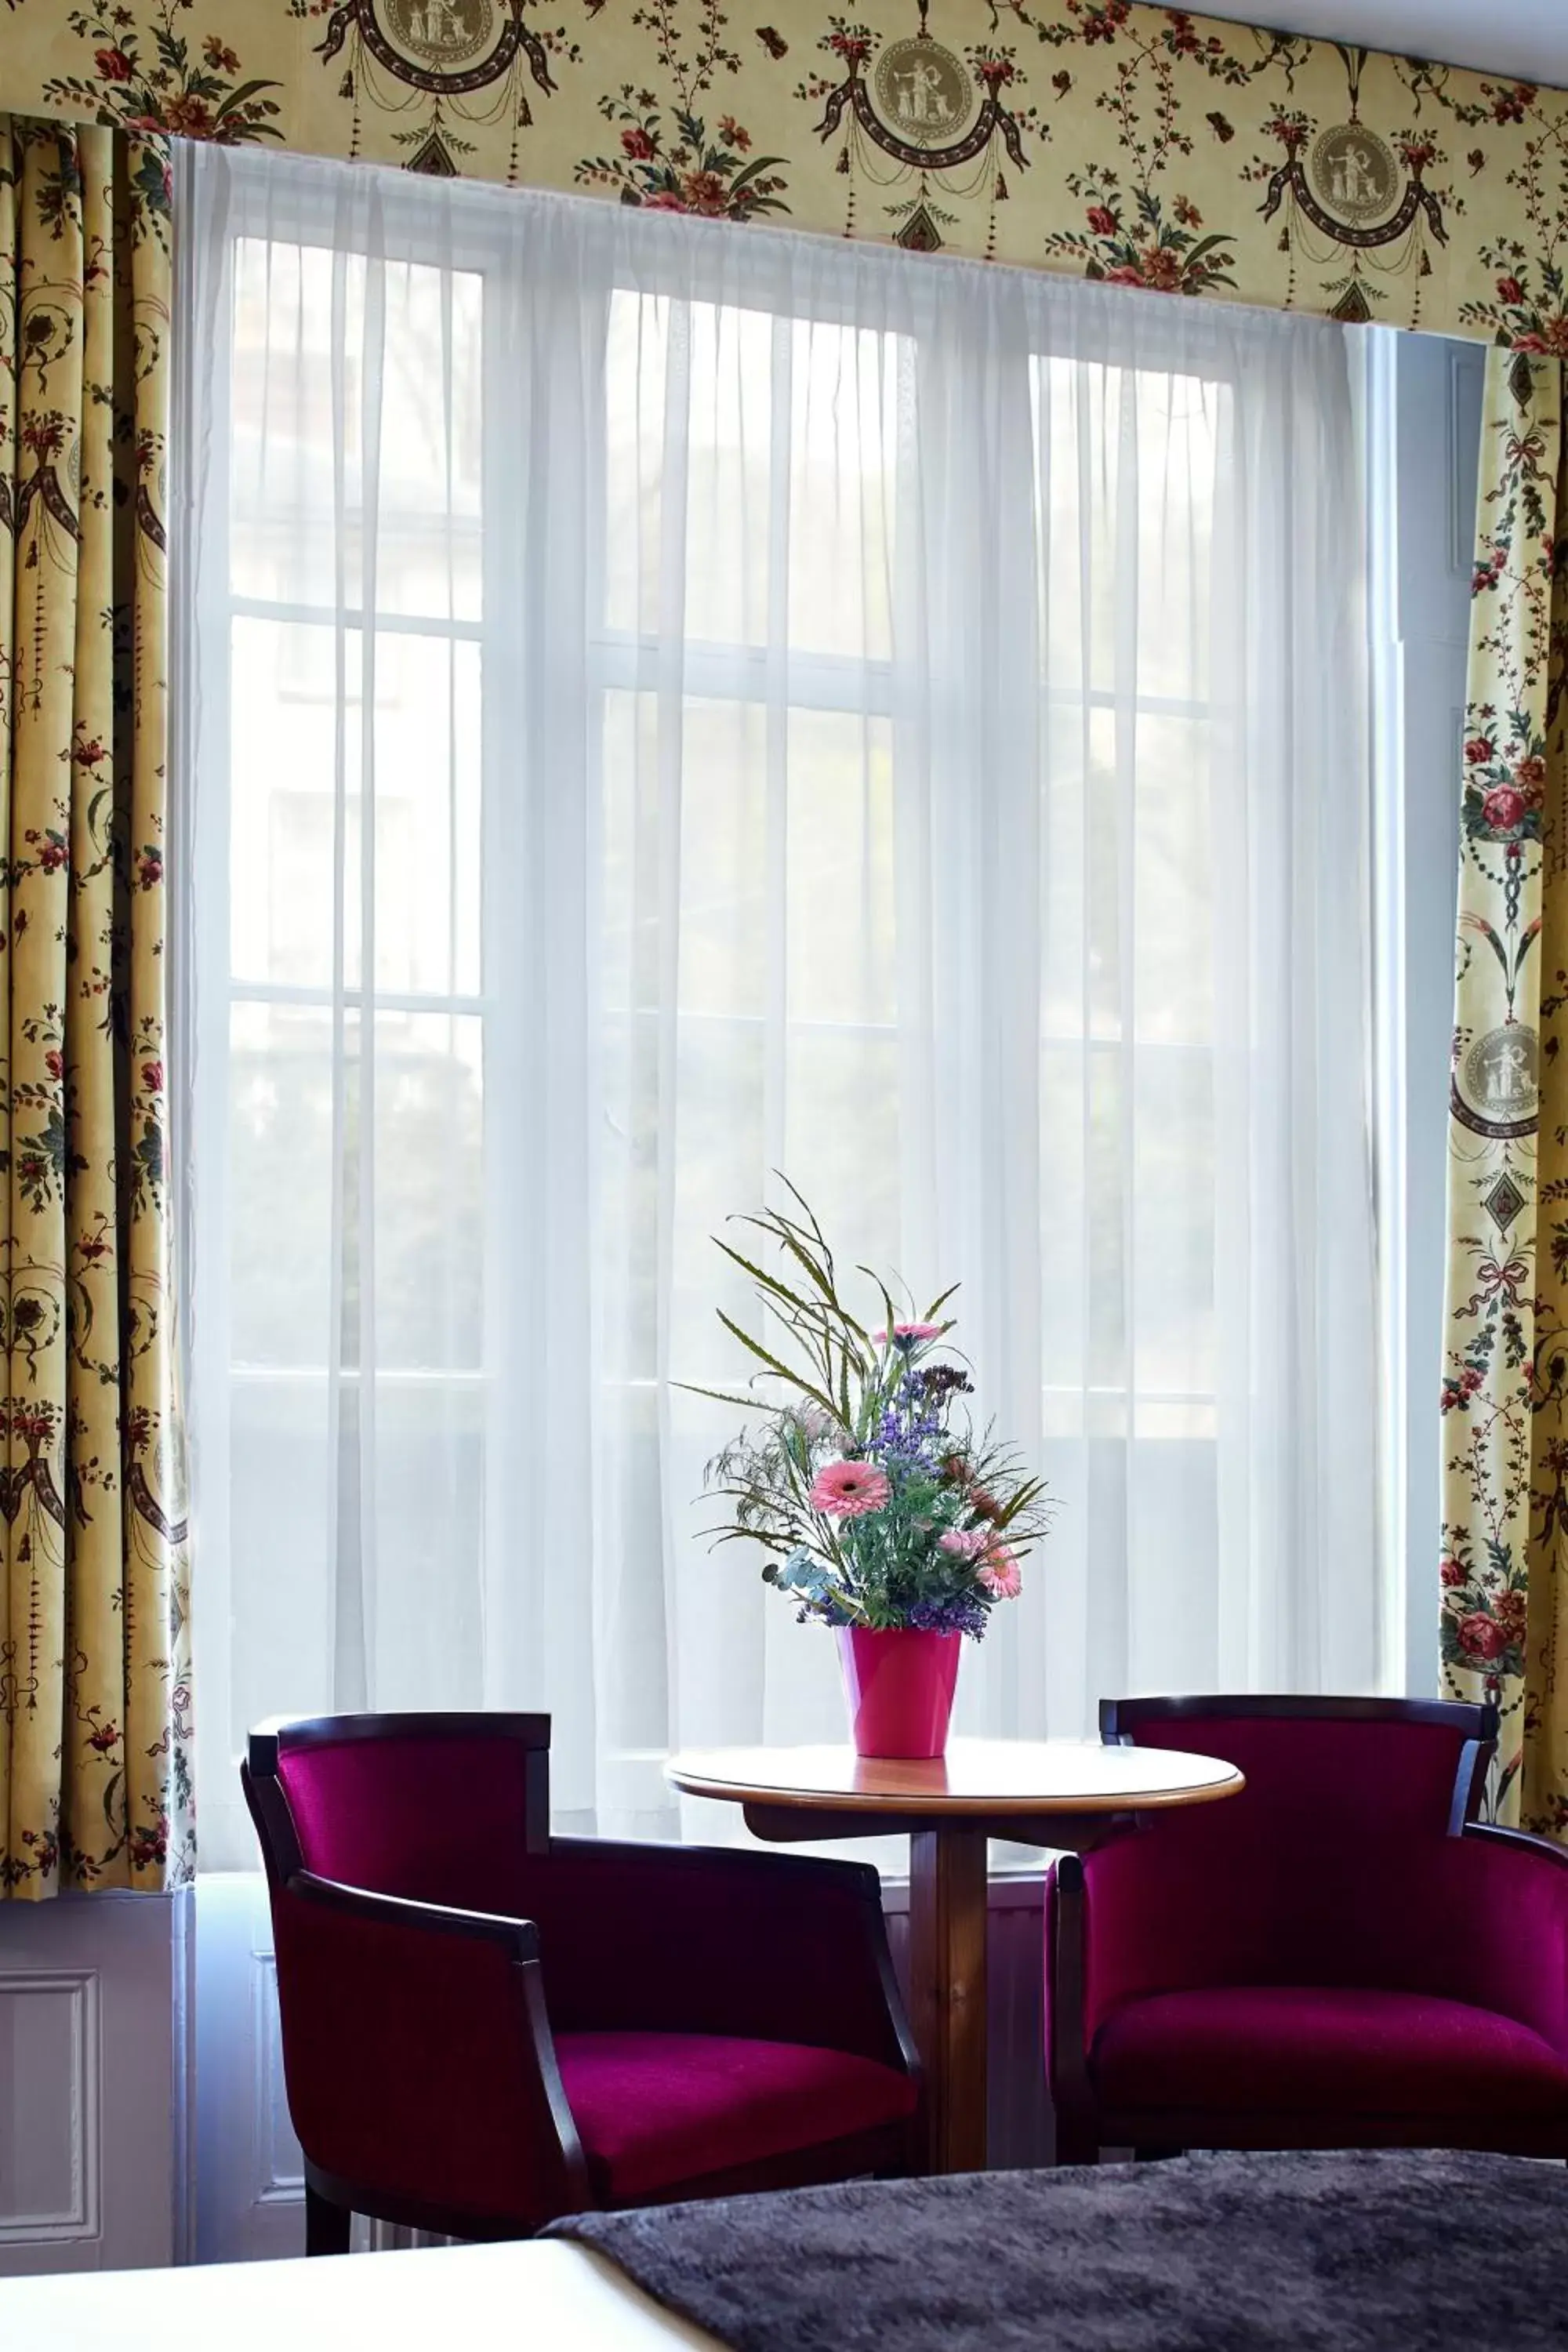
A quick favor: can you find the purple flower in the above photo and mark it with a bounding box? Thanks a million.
[908,1594,989,1639]
[875,1373,949,1475]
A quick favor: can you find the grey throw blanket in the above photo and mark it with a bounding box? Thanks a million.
[547,2149,1568,2350]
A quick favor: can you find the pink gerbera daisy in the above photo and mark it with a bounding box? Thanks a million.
[978,1543,1022,1599]
[871,1321,946,1347]
[810,1461,891,1519]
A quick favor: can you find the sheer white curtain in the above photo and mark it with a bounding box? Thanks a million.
[176,147,1381,1867]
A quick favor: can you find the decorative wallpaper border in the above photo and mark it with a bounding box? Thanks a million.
[5,5,1567,344]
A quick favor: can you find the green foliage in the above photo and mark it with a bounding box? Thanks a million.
[688,1181,1054,1635]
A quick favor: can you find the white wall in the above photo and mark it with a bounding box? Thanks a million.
[1364,328,1484,1696]
[0,1894,191,2275]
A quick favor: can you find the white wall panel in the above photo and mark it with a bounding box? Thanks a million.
[1364,327,1485,1696]
[0,1973,98,2245]
[0,1894,187,2276]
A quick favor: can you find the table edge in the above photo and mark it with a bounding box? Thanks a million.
[663,1762,1246,1815]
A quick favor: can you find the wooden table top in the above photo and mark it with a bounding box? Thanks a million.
[666,1736,1243,1817]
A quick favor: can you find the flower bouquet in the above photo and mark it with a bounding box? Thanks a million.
[693,1186,1053,1757]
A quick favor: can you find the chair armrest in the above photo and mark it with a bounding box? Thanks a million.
[270,1871,590,2231]
[1461,1821,1568,1868]
[1328,1824,1568,2051]
[524,1837,920,2077]
[1444,1822,1568,2049]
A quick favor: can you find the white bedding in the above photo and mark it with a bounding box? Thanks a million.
[0,2239,727,2350]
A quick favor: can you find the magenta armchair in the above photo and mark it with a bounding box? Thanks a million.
[1046,1695,1568,2164]
[243,1713,920,2250]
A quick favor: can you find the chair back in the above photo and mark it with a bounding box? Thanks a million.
[1085,1696,1496,2007]
[1105,1694,1493,1840]
[245,1711,551,1915]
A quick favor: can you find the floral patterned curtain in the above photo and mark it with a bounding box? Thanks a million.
[0,117,193,1899]
[1442,349,1568,1835]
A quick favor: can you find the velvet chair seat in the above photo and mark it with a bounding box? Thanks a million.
[1092,1986,1568,2123]
[244,1714,922,2248]
[1047,1697,1568,2165]
[555,2032,919,2203]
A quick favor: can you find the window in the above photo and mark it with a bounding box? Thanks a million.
[180,151,1383,1867]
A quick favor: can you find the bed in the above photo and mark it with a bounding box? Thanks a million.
[0,2238,724,2351]
[3,2149,1562,2351]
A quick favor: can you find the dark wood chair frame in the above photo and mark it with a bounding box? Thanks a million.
[244,1711,922,2251]
[1051,1693,1517,2166]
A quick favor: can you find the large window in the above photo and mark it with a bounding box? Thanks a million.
[180,151,1384,1867]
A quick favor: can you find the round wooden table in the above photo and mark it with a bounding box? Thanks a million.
[666,1736,1244,2177]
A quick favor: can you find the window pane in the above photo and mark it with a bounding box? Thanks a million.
[1033,358,1218,702]
[372,1009,484,1370]
[604,294,898,660]
[230,615,358,989]
[787,710,895,1027]
[229,618,481,996]
[227,1003,482,1374]
[1039,705,1213,1048]
[229,1000,336,1367]
[786,321,898,662]
[1133,713,1213,1046]
[230,236,483,622]
[372,637,481,998]
[1133,1046,1214,1401]
[228,1371,333,1728]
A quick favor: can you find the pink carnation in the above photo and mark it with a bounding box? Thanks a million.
[809,1461,891,1519]
[939,1529,988,1559]
[872,1321,946,1346]
[978,1544,1022,1599]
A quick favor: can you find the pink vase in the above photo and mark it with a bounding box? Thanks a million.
[834,1626,961,1759]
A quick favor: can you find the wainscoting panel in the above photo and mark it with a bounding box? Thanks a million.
[194,1875,307,2264]
[0,1972,98,2245]
[252,1955,303,2209]
[0,1893,187,2276]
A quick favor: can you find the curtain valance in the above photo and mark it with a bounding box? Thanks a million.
[3,2,1565,348]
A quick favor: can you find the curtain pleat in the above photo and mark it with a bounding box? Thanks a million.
[0,3,1563,349]
[1442,349,1568,1835]
[182,156,1381,1867]
[0,116,192,1897]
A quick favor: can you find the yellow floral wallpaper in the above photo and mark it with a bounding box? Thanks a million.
[2,1,1567,346]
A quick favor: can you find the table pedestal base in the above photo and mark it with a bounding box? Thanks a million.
[721,1754,1244,2183]
[909,1827,989,2174]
